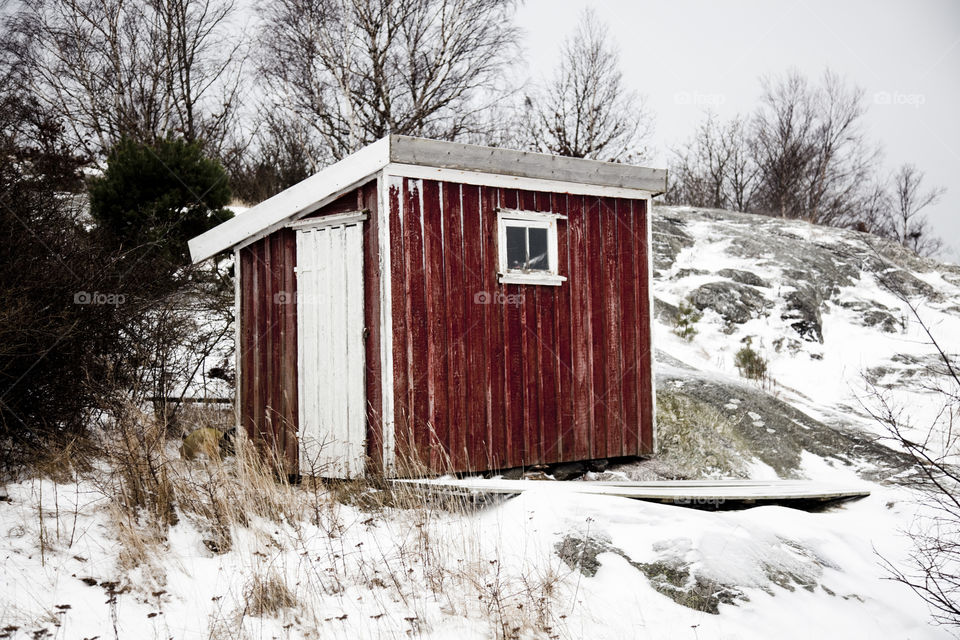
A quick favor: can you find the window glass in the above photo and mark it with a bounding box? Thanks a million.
[506,225,526,270]
[527,227,548,270]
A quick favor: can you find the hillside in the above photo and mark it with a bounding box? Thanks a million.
[0,206,957,639]
[646,205,959,481]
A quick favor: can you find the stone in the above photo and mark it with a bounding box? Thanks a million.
[781,285,823,343]
[717,268,770,288]
[690,281,771,325]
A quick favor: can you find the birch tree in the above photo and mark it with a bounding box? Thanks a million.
[6,0,244,158]
[257,0,519,168]
[523,9,653,162]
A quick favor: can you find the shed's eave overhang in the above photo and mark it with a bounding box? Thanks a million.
[188,135,668,263]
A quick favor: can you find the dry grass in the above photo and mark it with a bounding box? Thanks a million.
[68,407,570,639]
[243,572,298,617]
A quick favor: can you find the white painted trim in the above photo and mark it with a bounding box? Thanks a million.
[289,210,367,230]
[190,136,665,263]
[384,163,658,201]
[498,273,567,286]
[235,178,376,253]
[646,196,657,455]
[189,137,391,262]
[233,248,242,438]
[389,136,667,192]
[496,209,565,286]
[497,208,568,222]
[377,172,396,477]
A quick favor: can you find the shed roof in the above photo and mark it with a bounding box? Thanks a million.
[188,135,668,263]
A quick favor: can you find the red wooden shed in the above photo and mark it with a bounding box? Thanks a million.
[188,136,667,478]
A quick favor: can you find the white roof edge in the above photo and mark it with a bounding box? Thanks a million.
[188,136,391,263]
[189,135,667,263]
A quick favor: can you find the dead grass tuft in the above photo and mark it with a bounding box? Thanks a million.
[243,572,298,617]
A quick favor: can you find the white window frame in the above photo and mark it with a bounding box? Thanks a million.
[497,209,567,286]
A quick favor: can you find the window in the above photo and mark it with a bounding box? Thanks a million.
[497,209,566,285]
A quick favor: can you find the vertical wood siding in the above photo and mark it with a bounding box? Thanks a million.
[239,180,381,475]
[296,220,366,477]
[239,229,299,475]
[387,177,653,474]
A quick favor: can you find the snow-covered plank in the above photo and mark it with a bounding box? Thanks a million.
[394,478,871,505]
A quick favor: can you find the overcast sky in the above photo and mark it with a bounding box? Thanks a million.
[515,0,960,263]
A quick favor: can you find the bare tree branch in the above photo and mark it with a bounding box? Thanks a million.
[523,9,652,162]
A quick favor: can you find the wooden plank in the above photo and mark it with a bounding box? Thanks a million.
[240,247,255,443]
[286,230,300,475]
[386,164,666,203]
[421,179,448,471]
[599,197,623,458]
[531,191,558,463]
[251,241,267,447]
[268,234,284,466]
[499,188,525,468]
[552,192,574,462]
[389,136,668,194]
[481,185,506,469]
[460,183,487,472]
[585,196,606,459]
[519,189,539,465]
[361,183,383,474]
[387,179,410,466]
[616,198,640,457]
[441,181,468,471]
[345,221,367,476]
[403,178,430,470]
[394,478,872,504]
[635,200,654,452]
[565,195,591,462]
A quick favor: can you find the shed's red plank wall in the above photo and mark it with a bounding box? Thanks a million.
[239,180,382,475]
[238,229,299,475]
[388,177,653,474]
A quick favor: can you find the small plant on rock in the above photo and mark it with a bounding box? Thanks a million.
[673,300,703,341]
[735,337,768,380]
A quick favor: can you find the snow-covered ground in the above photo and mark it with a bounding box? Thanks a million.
[1,206,957,639]
[0,469,944,639]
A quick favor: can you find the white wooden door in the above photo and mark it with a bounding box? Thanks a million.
[296,213,366,478]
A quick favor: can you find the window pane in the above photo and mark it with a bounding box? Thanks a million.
[527,227,549,271]
[506,225,526,269]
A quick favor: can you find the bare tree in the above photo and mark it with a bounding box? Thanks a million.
[804,70,879,227]
[523,9,652,162]
[880,164,946,257]
[860,259,960,628]
[750,70,816,219]
[668,112,757,211]
[7,0,244,158]
[751,69,877,225]
[226,112,318,205]
[257,0,519,167]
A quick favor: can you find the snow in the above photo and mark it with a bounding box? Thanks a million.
[0,466,950,639]
[654,210,960,460]
[2,206,957,638]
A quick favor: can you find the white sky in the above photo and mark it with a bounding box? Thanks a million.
[515,0,960,263]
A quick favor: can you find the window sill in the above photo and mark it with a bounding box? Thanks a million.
[498,272,567,286]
